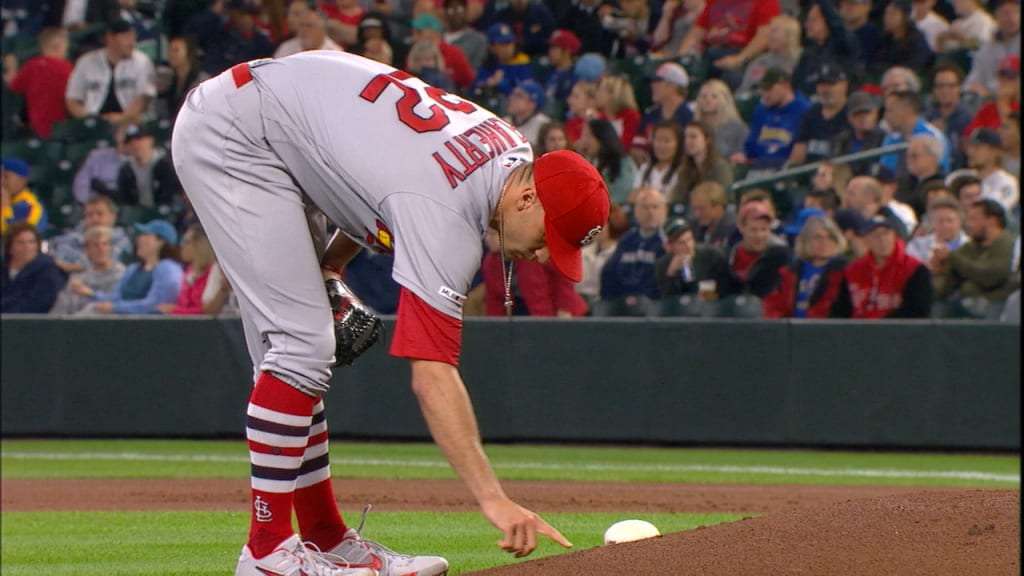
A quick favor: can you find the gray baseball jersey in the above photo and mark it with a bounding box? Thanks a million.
[247,51,533,318]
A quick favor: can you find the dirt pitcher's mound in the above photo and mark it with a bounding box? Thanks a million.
[467,490,1020,576]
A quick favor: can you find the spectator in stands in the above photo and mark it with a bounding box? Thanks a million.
[688,180,735,248]
[735,14,802,100]
[1,158,46,236]
[600,187,668,300]
[694,78,749,161]
[564,80,598,144]
[834,207,868,259]
[73,125,128,204]
[902,133,948,217]
[932,198,1016,301]
[473,22,531,95]
[880,65,922,96]
[1,223,65,313]
[50,225,127,315]
[320,0,365,49]
[839,0,880,64]
[609,0,659,59]
[880,90,951,177]
[964,0,1019,97]
[633,121,683,199]
[578,203,630,305]
[724,201,790,298]
[910,181,957,237]
[655,217,729,298]
[964,55,1020,136]
[578,118,637,204]
[870,164,919,233]
[574,52,608,84]
[157,223,227,315]
[115,124,181,209]
[407,39,456,91]
[536,121,569,155]
[556,0,613,56]
[676,0,781,91]
[731,188,786,247]
[789,63,850,165]
[830,214,932,317]
[870,0,933,75]
[360,34,394,66]
[635,62,693,163]
[501,256,590,316]
[763,214,848,318]
[845,174,910,239]
[831,91,884,166]
[926,63,972,168]
[965,127,1019,213]
[65,19,156,127]
[504,80,550,146]
[951,172,984,215]
[811,161,853,202]
[256,0,289,43]
[1000,109,1020,178]
[804,188,843,219]
[911,0,951,51]
[342,249,398,314]
[739,68,810,169]
[120,0,161,45]
[792,0,859,97]
[542,29,581,115]
[274,7,344,58]
[2,27,71,138]
[445,0,489,70]
[157,36,208,120]
[353,13,399,66]
[906,196,969,264]
[671,119,733,204]
[935,0,996,54]
[50,195,134,274]
[487,0,555,57]
[286,0,310,33]
[186,0,275,76]
[596,75,641,152]
[651,0,703,57]
[84,219,183,314]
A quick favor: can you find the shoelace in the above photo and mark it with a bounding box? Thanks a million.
[294,539,359,574]
[353,504,412,561]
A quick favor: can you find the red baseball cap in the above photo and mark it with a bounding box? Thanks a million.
[998,55,1020,76]
[549,29,582,55]
[534,150,610,282]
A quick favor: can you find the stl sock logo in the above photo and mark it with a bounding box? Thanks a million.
[254,496,273,522]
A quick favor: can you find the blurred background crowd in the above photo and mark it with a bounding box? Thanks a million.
[0,0,1020,321]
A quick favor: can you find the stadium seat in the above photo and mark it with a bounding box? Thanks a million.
[2,88,26,140]
[736,95,760,124]
[716,294,764,318]
[50,117,111,143]
[3,137,50,165]
[591,295,654,317]
[117,205,162,227]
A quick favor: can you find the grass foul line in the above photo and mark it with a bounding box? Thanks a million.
[1,451,1018,483]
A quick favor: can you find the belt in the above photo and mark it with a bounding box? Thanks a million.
[231,63,253,88]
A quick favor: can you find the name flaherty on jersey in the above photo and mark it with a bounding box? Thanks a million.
[431,117,530,189]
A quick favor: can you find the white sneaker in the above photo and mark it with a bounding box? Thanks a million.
[235,534,379,576]
[328,507,449,576]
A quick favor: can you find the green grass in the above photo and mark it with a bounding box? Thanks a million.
[0,510,742,575]
[1,439,1019,487]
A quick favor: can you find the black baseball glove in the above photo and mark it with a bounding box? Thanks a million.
[326,278,384,367]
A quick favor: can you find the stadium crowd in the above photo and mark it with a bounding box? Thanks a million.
[1,0,1020,321]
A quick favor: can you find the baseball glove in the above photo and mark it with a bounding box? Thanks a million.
[326,278,384,367]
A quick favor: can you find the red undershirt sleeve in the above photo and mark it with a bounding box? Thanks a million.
[390,287,463,366]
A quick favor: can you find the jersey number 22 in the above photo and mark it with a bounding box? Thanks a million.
[359,70,478,134]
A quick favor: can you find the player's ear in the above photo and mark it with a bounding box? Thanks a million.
[517,187,539,211]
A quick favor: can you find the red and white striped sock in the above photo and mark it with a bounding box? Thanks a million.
[294,399,349,551]
[246,372,318,558]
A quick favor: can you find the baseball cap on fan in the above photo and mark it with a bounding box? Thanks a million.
[533,150,611,282]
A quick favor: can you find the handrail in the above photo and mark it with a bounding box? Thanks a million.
[729,143,910,193]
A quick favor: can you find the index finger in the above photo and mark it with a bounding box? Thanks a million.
[536,518,573,549]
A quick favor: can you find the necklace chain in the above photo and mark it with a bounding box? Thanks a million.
[498,205,514,317]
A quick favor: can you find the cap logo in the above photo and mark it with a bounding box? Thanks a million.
[580,225,602,246]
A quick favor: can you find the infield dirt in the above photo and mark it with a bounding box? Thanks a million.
[2,478,1018,575]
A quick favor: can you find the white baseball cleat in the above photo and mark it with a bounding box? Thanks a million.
[235,534,379,576]
[328,507,450,576]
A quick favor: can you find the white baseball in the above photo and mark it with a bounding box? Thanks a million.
[603,519,661,545]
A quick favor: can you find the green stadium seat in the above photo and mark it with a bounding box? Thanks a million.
[3,137,49,165]
[63,141,108,168]
[117,205,162,227]
[716,294,764,318]
[50,117,112,143]
[2,88,26,140]
[590,296,654,317]
[144,118,174,144]
[48,203,84,236]
[736,95,760,124]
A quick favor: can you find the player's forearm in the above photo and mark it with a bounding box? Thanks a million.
[321,230,363,276]
[410,359,507,504]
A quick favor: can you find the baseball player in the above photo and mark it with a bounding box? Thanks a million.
[171,50,609,576]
